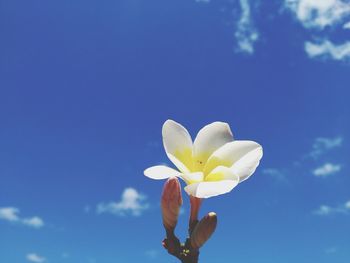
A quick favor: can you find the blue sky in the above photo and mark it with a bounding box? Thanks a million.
[0,0,350,262]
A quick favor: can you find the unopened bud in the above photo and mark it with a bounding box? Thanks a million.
[161,177,183,231]
[190,212,217,249]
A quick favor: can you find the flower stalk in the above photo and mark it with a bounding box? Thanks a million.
[189,196,202,235]
[161,178,216,263]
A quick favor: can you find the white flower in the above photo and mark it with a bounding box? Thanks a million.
[144,120,263,198]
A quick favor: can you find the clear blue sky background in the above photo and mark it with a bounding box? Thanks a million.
[0,0,349,262]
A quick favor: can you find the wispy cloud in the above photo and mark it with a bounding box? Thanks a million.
[0,207,19,221]
[344,21,350,29]
[26,253,46,263]
[305,40,350,60]
[263,168,288,182]
[87,257,97,263]
[285,0,350,29]
[195,0,210,3]
[235,0,259,54]
[84,205,91,213]
[285,0,350,61]
[146,140,161,148]
[145,249,159,259]
[263,168,283,177]
[314,205,333,215]
[314,200,350,215]
[22,217,44,228]
[0,207,44,229]
[313,163,341,177]
[325,247,338,254]
[62,252,70,259]
[195,0,259,54]
[309,136,343,158]
[97,188,150,216]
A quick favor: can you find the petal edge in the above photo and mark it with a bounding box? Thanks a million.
[184,180,238,198]
[162,120,193,173]
[144,165,181,180]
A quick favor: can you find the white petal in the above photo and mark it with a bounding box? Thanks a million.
[192,122,233,171]
[203,140,262,175]
[144,165,181,180]
[204,166,239,182]
[231,146,263,182]
[162,120,193,173]
[184,180,239,198]
[180,172,204,185]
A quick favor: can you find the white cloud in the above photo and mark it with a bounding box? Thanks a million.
[314,200,350,215]
[26,253,46,263]
[314,205,333,215]
[0,207,20,222]
[345,200,350,209]
[325,247,338,254]
[195,0,259,54]
[309,136,343,158]
[313,163,341,177]
[97,188,149,216]
[235,0,259,54]
[305,40,350,60]
[22,216,44,228]
[285,0,350,29]
[0,207,44,229]
[286,1,350,61]
[263,168,286,180]
[344,21,350,29]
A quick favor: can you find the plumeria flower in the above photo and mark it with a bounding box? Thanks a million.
[144,120,263,198]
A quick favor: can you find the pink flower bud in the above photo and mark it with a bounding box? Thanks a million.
[161,177,183,231]
[190,212,217,249]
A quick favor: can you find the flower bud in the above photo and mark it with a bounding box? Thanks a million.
[161,177,183,231]
[190,212,217,249]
